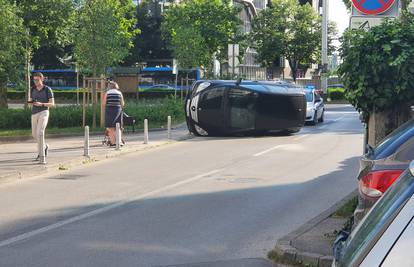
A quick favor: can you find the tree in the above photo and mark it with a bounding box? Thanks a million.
[123,0,172,66]
[162,0,243,76]
[74,0,138,75]
[339,17,414,145]
[73,0,138,127]
[342,0,351,10]
[250,0,320,82]
[13,0,75,105]
[0,0,25,108]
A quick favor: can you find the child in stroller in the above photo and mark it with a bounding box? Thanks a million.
[102,127,125,147]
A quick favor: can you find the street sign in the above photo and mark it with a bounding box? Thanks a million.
[350,16,395,30]
[352,0,397,15]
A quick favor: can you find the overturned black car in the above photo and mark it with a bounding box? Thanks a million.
[185,80,306,136]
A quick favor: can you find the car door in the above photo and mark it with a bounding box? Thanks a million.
[197,86,225,133]
[314,92,323,118]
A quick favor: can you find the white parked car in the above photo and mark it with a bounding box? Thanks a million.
[305,89,324,125]
[333,160,414,267]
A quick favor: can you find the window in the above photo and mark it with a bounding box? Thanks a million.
[200,87,223,110]
[305,91,313,102]
[394,137,414,161]
[228,88,256,129]
[338,170,414,267]
[374,120,414,159]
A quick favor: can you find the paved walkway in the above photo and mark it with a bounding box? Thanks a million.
[0,124,191,183]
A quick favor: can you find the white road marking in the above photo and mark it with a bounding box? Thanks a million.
[325,111,358,114]
[253,145,286,157]
[294,134,309,141]
[0,169,221,248]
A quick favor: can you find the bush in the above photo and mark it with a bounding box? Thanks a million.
[0,97,185,130]
[8,89,189,102]
[328,88,345,100]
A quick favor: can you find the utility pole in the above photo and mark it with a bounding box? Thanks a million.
[321,0,329,94]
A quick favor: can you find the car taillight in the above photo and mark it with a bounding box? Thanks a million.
[359,170,404,198]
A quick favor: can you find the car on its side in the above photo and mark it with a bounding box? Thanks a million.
[354,119,414,225]
[305,89,325,125]
[185,80,306,136]
[333,160,414,267]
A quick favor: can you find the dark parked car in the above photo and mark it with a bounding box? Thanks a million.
[185,80,306,136]
[354,119,414,225]
[333,161,414,267]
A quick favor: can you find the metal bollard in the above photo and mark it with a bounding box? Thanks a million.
[116,122,121,150]
[84,126,90,157]
[144,119,149,144]
[39,132,46,164]
[167,116,171,140]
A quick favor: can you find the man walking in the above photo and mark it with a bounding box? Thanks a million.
[29,72,55,161]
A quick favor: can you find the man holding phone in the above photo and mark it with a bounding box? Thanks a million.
[29,72,55,161]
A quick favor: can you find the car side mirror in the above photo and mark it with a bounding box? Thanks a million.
[410,161,414,176]
[333,230,350,262]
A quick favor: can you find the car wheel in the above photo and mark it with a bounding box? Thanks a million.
[187,120,200,136]
[311,111,318,125]
[319,110,324,123]
[194,124,208,136]
[285,128,301,134]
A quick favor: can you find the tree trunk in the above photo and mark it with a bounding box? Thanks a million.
[288,60,297,83]
[368,103,413,146]
[92,67,97,129]
[0,81,8,109]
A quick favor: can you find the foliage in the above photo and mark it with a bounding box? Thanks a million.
[0,0,25,108]
[73,0,139,75]
[250,0,321,81]
[327,88,345,100]
[14,0,76,68]
[0,97,184,130]
[249,1,288,68]
[338,17,414,114]
[162,0,243,74]
[123,0,172,66]
[342,0,351,10]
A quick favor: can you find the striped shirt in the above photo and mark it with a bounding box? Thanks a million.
[106,89,122,107]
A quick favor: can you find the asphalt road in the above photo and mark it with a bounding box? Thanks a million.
[0,104,363,267]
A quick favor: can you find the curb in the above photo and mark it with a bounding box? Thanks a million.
[272,189,358,267]
[0,130,193,184]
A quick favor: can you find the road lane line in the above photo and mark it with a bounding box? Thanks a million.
[0,169,221,248]
[253,145,286,157]
[294,134,309,141]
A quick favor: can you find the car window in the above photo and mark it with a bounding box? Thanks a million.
[394,137,414,162]
[305,91,313,102]
[338,169,414,267]
[228,88,256,129]
[373,120,414,159]
[199,87,223,110]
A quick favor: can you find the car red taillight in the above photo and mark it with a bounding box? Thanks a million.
[359,170,404,198]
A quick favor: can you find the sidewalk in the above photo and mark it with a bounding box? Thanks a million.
[0,124,191,184]
[270,190,357,267]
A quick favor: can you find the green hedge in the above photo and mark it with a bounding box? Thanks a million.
[7,89,189,102]
[328,88,345,100]
[0,97,185,130]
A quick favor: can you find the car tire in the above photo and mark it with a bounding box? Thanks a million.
[285,128,301,134]
[319,110,324,123]
[311,111,318,125]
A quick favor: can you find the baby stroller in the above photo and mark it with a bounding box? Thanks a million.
[102,113,128,147]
